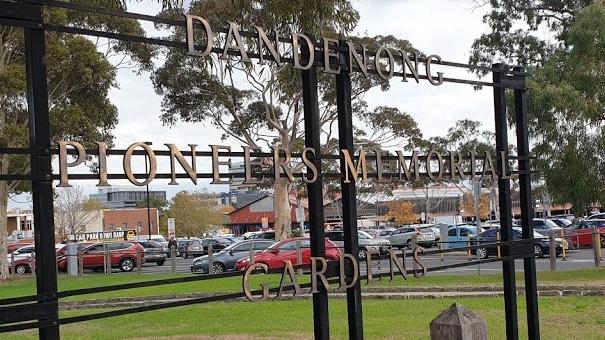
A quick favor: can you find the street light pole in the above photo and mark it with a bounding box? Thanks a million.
[144,141,152,240]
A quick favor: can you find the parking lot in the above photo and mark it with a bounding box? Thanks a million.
[93,248,602,276]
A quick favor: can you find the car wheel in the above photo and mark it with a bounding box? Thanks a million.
[534,245,544,258]
[212,263,225,274]
[476,247,488,259]
[156,260,165,266]
[182,252,188,259]
[358,248,367,260]
[15,264,27,275]
[119,258,135,272]
[405,239,412,249]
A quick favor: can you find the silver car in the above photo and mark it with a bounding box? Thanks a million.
[387,226,436,248]
[324,230,390,259]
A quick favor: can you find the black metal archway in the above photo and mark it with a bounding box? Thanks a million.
[0,1,539,339]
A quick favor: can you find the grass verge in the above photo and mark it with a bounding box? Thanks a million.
[2,296,604,339]
[0,267,603,302]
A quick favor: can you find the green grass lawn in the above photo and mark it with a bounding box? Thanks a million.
[2,296,604,339]
[1,267,604,302]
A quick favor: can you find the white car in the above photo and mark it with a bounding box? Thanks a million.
[387,226,436,248]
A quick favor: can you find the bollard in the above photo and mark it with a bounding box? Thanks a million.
[296,240,303,275]
[78,250,84,276]
[30,252,36,275]
[560,229,567,261]
[249,241,255,265]
[10,252,15,277]
[105,250,111,274]
[430,303,487,340]
[439,241,444,262]
[496,231,501,258]
[137,248,142,274]
[594,227,602,267]
[170,246,176,274]
[549,231,556,271]
[208,244,213,274]
[467,235,471,261]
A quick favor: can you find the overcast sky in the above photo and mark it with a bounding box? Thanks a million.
[10,0,497,210]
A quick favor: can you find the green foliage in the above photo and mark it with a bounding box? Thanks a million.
[524,1,605,213]
[163,191,224,237]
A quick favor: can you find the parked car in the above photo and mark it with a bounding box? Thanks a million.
[324,230,390,258]
[7,242,32,254]
[179,239,205,259]
[249,231,276,240]
[586,213,605,220]
[235,237,341,271]
[131,240,167,266]
[57,242,143,272]
[446,225,483,248]
[9,256,33,275]
[55,242,93,257]
[565,219,605,248]
[387,226,436,248]
[532,218,562,235]
[548,218,572,228]
[472,227,563,258]
[191,239,275,274]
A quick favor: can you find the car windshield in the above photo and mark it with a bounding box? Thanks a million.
[358,230,373,239]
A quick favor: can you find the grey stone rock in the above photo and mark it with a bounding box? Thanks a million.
[430,303,488,340]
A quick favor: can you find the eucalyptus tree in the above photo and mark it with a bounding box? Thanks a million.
[152,0,423,239]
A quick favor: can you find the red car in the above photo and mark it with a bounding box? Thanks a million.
[57,241,144,272]
[235,237,341,271]
[7,242,32,254]
[566,219,605,247]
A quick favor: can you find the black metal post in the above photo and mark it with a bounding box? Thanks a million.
[513,66,540,340]
[25,5,60,339]
[492,63,519,340]
[336,40,364,340]
[301,41,330,340]
[144,141,152,240]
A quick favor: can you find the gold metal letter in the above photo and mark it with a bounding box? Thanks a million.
[449,151,466,180]
[301,147,318,184]
[400,51,420,83]
[221,22,251,62]
[254,26,281,66]
[310,257,331,293]
[243,146,263,184]
[426,149,444,181]
[374,47,394,80]
[165,144,197,185]
[95,141,109,187]
[347,42,368,77]
[123,142,157,186]
[387,249,407,281]
[184,14,213,57]
[482,151,497,180]
[339,253,359,290]
[272,143,295,182]
[397,150,419,181]
[323,37,340,74]
[292,33,314,70]
[242,263,271,301]
[426,54,444,86]
[375,149,389,183]
[276,260,302,298]
[210,145,232,184]
[342,149,368,183]
[57,141,86,187]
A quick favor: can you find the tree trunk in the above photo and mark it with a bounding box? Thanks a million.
[273,177,292,240]
[0,179,9,280]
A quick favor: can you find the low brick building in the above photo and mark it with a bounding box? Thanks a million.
[103,208,159,236]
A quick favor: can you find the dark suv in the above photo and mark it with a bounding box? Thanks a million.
[132,240,167,266]
[472,227,563,259]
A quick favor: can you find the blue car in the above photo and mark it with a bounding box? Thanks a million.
[445,225,483,249]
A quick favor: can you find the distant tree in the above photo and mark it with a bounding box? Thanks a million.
[460,192,490,221]
[385,200,417,225]
[163,191,224,237]
[54,186,104,241]
[135,196,169,215]
[0,1,158,280]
